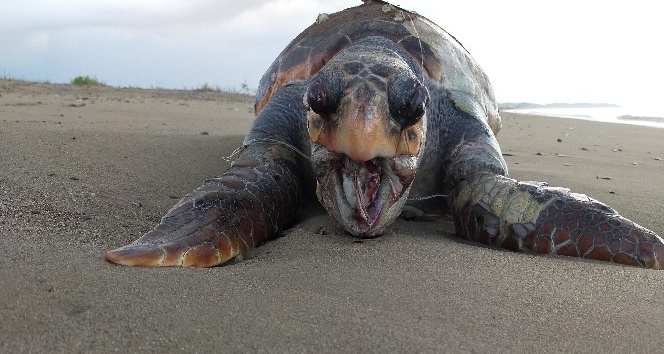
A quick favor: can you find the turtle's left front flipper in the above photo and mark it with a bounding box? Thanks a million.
[450,174,664,268]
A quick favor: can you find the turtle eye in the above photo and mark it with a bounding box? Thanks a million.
[403,85,427,126]
[307,69,344,116]
[388,75,428,127]
[307,82,331,115]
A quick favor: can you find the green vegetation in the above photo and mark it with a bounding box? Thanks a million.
[71,75,103,86]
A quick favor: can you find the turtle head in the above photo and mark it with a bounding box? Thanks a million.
[305,47,428,237]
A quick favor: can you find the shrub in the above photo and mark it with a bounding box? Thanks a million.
[71,76,102,86]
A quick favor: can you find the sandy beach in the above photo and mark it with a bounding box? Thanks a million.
[2,79,664,353]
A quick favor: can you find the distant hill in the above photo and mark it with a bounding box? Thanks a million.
[499,102,621,110]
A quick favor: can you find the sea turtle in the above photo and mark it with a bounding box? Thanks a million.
[106,0,664,268]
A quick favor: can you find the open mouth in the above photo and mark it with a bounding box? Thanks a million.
[312,143,417,237]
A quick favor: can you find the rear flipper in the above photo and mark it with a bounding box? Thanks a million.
[450,174,664,268]
[105,143,305,267]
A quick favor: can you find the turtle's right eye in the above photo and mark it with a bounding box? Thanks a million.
[307,82,332,115]
[307,69,343,116]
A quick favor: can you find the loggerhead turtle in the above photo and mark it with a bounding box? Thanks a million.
[106,1,664,268]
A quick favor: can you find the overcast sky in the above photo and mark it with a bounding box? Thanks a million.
[1,0,662,108]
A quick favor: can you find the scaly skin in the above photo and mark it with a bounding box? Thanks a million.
[105,143,304,267]
[450,174,664,268]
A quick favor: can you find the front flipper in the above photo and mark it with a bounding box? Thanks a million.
[106,143,305,267]
[450,174,664,268]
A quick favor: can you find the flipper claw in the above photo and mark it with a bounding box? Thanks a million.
[105,243,166,267]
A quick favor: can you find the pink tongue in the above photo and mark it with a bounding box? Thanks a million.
[363,160,381,203]
[354,160,381,221]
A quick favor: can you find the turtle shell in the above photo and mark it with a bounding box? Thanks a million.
[255,0,500,133]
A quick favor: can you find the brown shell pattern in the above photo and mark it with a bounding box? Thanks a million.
[254,1,500,133]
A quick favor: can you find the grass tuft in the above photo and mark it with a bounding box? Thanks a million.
[71,76,103,86]
[195,83,221,92]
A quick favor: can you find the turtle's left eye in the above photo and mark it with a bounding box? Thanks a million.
[388,75,428,127]
[403,85,427,125]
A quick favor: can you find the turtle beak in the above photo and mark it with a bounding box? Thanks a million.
[311,144,418,237]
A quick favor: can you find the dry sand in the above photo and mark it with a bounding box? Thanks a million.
[2,79,664,353]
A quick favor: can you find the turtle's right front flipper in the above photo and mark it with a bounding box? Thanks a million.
[106,83,311,267]
[106,142,306,267]
[450,174,664,268]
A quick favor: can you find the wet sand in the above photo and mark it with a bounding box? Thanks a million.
[2,79,664,353]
